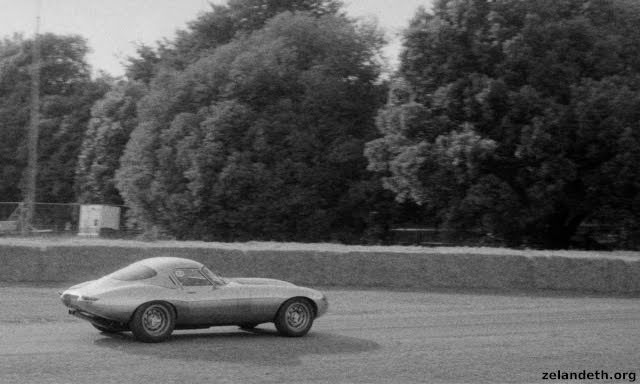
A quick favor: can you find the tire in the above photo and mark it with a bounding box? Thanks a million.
[92,323,124,333]
[274,298,314,337]
[129,302,175,343]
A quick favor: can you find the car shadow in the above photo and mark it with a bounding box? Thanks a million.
[93,327,380,366]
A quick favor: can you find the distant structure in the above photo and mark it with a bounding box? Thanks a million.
[78,205,121,236]
[22,0,42,234]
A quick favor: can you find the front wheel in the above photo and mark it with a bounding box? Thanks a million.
[129,302,175,343]
[275,298,314,337]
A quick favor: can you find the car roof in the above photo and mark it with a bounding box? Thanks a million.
[136,257,205,273]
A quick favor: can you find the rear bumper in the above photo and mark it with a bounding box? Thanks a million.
[61,291,128,329]
[68,308,128,330]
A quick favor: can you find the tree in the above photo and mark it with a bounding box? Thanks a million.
[125,0,343,81]
[76,81,146,204]
[0,35,27,202]
[365,0,640,248]
[0,33,108,203]
[117,11,389,241]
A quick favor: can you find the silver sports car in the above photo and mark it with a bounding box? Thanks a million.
[60,257,328,342]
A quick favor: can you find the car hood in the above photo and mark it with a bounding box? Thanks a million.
[227,277,296,287]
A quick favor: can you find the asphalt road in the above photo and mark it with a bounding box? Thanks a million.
[0,284,638,384]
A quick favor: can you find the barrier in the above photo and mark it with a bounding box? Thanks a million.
[0,240,638,295]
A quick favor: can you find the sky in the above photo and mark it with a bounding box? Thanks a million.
[0,0,433,77]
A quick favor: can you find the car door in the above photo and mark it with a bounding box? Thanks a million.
[173,268,239,325]
[226,284,284,324]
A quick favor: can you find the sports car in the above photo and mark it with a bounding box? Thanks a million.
[59,257,328,342]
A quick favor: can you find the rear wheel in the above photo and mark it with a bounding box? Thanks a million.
[275,298,314,337]
[129,302,175,343]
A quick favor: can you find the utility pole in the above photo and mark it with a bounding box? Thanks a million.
[22,0,42,234]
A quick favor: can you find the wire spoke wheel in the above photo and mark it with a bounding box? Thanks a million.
[275,298,314,337]
[142,305,170,336]
[130,302,175,342]
[285,303,310,330]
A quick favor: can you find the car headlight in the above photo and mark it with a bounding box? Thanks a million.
[78,295,99,302]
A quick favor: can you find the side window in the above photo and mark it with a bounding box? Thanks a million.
[174,268,212,287]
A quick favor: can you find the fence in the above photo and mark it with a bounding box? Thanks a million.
[390,225,639,250]
[1,202,637,248]
[389,228,503,247]
[0,202,135,236]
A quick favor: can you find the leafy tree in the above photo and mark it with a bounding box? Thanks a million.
[365,0,640,248]
[125,0,343,81]
[124,45,161,84]
[0,33,108,203]
[0,35,26,202]
[76,81,146,204]
[117,11,388,241]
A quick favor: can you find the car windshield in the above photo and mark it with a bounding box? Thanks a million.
[202,267,226,285]
[109,264,157,281]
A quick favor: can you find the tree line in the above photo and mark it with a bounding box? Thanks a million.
[1,0,639,249]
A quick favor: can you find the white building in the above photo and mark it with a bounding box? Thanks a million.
[78,205,121,236]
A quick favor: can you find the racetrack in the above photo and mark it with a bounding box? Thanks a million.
[1,285,638,384]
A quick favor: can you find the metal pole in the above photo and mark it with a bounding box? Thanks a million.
[23,0,42,234]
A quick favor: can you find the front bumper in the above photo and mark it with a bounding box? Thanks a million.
[315,295,329,318]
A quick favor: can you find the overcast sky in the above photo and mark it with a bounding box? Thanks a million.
[0,0,433,77]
